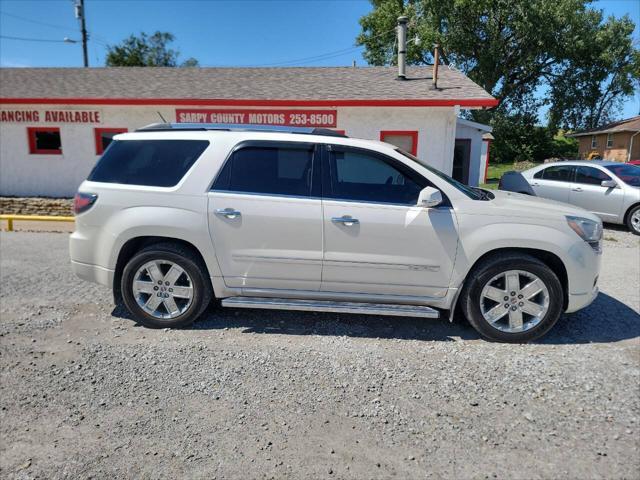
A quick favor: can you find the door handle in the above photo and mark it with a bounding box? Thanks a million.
[215,208,241,219]
[572,187,583,192]
[531,182,539,186]
[332,215,359,226]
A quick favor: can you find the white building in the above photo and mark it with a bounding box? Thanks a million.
[0,67,497,197]
[454,118,494,186]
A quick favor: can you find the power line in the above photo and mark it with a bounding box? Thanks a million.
[0,10,77,32]
[0,35,71,43]
[0,9,109,49]
[248,27,397,67]
[253,45,364,67]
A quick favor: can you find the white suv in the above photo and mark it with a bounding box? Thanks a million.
[70,124,602,342]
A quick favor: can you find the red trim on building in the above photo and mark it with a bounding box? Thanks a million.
[0,97,500,108]
[380,130,419,155]
[27,126,62,155]
[94,127,128,155]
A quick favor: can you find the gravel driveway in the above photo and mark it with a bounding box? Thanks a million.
[1,229,638,479]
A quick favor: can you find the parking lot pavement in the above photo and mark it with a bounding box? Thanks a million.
[0,229,638,479]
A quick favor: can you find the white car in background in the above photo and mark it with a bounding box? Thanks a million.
[70,124,603,342]
[521,161,640,235]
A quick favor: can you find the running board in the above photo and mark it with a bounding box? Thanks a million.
[221,297,439,318]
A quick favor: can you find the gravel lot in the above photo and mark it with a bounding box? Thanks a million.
[1,228,638,479]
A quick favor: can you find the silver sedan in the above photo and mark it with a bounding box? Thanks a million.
[521,161,640,235]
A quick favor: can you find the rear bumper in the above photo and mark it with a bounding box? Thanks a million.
[71,260,114,288]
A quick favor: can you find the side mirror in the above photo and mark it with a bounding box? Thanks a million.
[417,186,443,208]
[601,179,617,188]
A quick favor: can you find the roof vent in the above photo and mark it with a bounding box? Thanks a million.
[396,16,408,80]
[432,44,440,90]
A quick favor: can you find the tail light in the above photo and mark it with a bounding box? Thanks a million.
[74,192,97,215]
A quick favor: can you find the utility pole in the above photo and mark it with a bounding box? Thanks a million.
[75,0,89,67]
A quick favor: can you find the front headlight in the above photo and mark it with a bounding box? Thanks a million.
[566,215,603,252]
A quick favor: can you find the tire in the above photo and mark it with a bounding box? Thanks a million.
[626,205,640,236]
[460,253,564,343]
[121,242,212,328]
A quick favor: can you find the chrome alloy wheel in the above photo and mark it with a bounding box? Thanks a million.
[631,209,640,233]
[132,260,194,319]
[479,270,550,333]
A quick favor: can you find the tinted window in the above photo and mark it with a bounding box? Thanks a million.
[604,163,640,187]
[34,130,61,151]
[541,165,573,182]
[534,170,544,179]
[327,149,427,204]
[88,140,209,187]
[213,146,313,197]
[575,166,611,185]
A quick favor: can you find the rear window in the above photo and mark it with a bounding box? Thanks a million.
[88,139,209,187]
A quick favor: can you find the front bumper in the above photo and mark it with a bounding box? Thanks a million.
[566,285,599,313]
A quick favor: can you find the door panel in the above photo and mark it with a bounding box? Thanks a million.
[321,201,458,297]
[570,166,625,222]
[207,141,323,290]
[320,145,458,298]
[530,165,574,203]
[208,192,322,290]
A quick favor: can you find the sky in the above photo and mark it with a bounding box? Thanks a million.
[0,0,638,119]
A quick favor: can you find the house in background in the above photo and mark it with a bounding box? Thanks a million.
[568,116,640,162]
[454,118,493,185]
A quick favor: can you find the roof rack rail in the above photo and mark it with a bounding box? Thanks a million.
[136,123,347,137]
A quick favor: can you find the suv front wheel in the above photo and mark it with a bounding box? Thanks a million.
[461,254,563,342]
[121,243,212,328]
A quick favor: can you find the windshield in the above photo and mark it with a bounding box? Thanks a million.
[396,149,489,200]
[604,164,640,187]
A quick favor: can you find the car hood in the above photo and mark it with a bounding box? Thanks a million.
[483,190,600,222]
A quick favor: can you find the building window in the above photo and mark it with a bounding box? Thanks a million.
[380,131,418,155]
[606,133,613,148]
[27,127,62,154]
[591,135,597,149]
[95,128,128,155]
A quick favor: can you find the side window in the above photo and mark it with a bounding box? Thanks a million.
[533,170,544,179]
[94,128,128,155]
[541,165,574,182]
[27,127,62,154]
[88,140,209,187]
[606,133,613,148]
[326,148,428,204]
[213,145,314,197]
[380,131,418,155]
[575,166,611,185]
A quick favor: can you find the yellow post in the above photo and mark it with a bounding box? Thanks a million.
[7,218,13,231]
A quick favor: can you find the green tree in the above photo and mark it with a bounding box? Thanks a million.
[547,15,639,130]
[105,31,199,67]
[356,0,639,162]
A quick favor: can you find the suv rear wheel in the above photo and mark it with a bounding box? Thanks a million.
[121,243,212,328]
[460,254,563,342]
